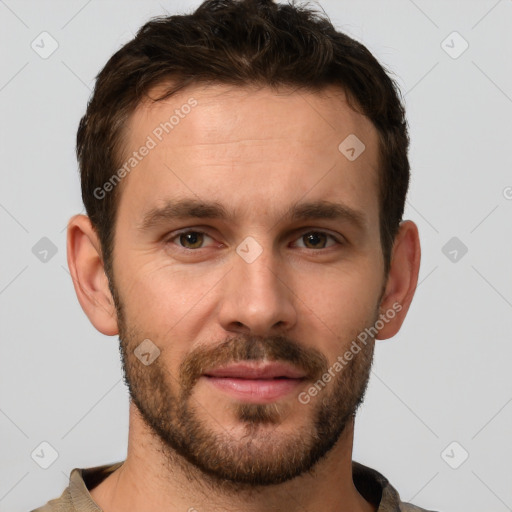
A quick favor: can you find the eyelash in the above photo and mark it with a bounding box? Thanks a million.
[164,229,343,251]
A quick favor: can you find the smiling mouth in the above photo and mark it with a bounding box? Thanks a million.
[202,375,305,403]
[203,361,307,380]
[201,361,307,403]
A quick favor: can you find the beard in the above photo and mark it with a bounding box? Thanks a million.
[111,281,378,492]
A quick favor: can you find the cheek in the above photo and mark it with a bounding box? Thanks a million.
[142,262,227,304]
[295,263,382,346]
[117,258,226,339]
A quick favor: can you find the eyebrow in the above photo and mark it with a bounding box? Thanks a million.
[137,198,367,232]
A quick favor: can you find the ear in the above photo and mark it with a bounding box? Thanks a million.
[66,214,119,336]
[376,220,421,340]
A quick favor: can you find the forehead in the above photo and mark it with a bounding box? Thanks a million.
[116,82,381,229]
[130,82,379,151]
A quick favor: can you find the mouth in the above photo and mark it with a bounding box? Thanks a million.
[202,362,307,403]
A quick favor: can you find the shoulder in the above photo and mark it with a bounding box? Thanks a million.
[352,460,440,512]
[30,461,124,512]
[30,485,74,512]
[399,504,440,512]
[30,464,116,512]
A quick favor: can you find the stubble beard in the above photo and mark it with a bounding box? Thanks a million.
[112,282,378,493]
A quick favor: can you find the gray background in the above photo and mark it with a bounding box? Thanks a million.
[1,1,511,511]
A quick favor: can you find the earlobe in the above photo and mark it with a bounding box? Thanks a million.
[376,220,421,340]
[66,214,119,336]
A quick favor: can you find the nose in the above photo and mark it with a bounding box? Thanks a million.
[217,242,298,336]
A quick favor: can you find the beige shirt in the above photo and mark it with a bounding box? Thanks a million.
[31,460,437,512]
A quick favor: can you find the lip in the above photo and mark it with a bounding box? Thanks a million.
[203,376,305,403]
[202,362,307,404]
[203,362,306,379]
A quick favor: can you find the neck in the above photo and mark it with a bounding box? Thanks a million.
[89,402,376,512]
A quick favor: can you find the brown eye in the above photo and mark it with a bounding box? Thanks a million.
[294,231,338,249]
[178,231,206,249]
[303,232,326,249]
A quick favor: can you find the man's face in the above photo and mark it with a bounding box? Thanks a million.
[110,84,385,487]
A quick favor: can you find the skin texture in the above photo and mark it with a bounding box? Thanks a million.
[67,83,421,512]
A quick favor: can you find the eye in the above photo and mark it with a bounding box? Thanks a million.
[293,231,340,249]
[167,230,215,250]
[164,229,342,252]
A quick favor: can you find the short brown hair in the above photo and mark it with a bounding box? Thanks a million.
[77,0,410,280]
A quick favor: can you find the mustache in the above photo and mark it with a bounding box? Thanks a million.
[179,334,328,396]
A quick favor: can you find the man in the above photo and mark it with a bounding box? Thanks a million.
[32,0,435,511]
